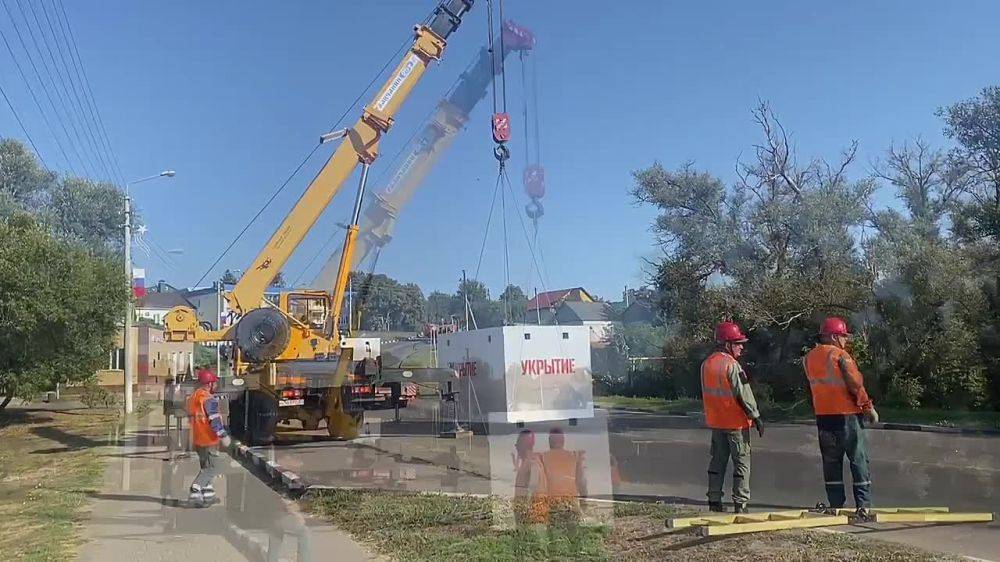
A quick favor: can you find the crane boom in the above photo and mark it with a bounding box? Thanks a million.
[229,2,474,315]
[166,0,475,353]
[310,21,535,291]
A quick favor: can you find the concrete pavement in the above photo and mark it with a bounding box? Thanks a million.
[79,410,377,562]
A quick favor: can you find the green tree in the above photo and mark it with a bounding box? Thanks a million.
[864,140,989,409]
[220,269,240,284]
[939,86,1000,248]
[500,284,528,324]
[351,272,426,331]
[634,103,873,401]
[0,214,127,408]
[425,291,457,324]
[45,176,127,254]
[0,138,55,213]
[455,279,505,328]
[937,86,1000,408]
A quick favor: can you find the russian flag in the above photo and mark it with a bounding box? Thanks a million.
[132,268,147,298]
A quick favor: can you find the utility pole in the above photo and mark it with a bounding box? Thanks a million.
[534,287,541,325]
[123,192,134,414]
[216,280,222,376]
[122,170,175,413]
[462,269,469,331]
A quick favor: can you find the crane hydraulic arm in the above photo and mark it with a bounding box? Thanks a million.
[165,0,475,360]
[310,21,535,291]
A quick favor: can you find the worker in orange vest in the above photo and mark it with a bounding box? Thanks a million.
[537,428,587,526]
[186,368,231,505]
[702,321,764,513]
[803,317,878,517]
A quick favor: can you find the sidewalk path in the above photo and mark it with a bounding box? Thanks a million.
[79,410,377,562]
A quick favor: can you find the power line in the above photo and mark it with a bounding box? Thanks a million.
[8,0,101,178]
[0,22,75,173]
[0,0,93,176]
[194,144,322,287]
[0,80,45,165]
[28,0,114,182]
[52,0,127,186]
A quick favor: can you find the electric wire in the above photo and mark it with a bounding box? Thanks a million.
[52,0,128,186]
[33,0,114,182]
[193,143,321,287]
[0,81,45,164]
[20,0,111,182]
[2,0,95,177]
[0,21,74,173]
[193,29,415,287]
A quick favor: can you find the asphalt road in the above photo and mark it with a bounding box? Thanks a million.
[251,405,1000,560]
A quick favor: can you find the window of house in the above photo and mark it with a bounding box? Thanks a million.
[562,332,569,339]
[524,333,531,340]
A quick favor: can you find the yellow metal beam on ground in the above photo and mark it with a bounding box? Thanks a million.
[873,512,994,524]
[833,507,950,516]
[666,510,807,529]
[697,513,849,537]
[666,507,992,537]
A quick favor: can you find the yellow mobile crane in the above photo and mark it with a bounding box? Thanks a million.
[164,0,475,443]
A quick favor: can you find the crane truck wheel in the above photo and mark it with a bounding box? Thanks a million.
[228,394,247,438]
[235,308,291,363]
[243,390,279,446]
[325,390,362,440]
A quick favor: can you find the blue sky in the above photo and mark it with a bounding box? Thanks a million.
[1,0,998,300]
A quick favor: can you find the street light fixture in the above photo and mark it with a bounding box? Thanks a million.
[123,170,175,414]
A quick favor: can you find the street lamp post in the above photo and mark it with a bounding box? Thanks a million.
[123,170,175,414]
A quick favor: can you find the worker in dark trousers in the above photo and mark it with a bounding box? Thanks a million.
[186,368,231,505]
[803,317,878,518]
[702,321,764,513]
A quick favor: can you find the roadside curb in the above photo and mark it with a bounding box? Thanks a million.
[608,407,1000,436]
[227,440,306,494]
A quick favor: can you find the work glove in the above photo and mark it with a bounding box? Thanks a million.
[753,418,765,438]
[220,435,232,449]
[864,407,879,425]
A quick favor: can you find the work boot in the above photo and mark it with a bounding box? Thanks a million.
[855,507,873,522]
[733,503,749,514]
[708,502,726,513]
[188,484,203,502]
[201,485,216,500]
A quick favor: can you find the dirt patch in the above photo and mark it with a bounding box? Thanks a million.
[304,489,960,561]
[0,407,119,561]
[609,514,960,561]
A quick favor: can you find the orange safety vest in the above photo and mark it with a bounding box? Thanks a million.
[188,387,219,448]
[804,344,864,415]
[539,449,580,498]
[701,351,753,430]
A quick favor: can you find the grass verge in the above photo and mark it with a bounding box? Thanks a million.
[596,395,1000,430]
[0,406,119,561]
[303,489,958,561]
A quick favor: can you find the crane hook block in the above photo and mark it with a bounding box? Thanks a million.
[523,164,545,199]
[492,112,511,143]
[494,143,510,163]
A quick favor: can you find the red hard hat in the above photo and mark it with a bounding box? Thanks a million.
[715,321,748,344]
[196,368,219,385]
[820,317,850,337]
